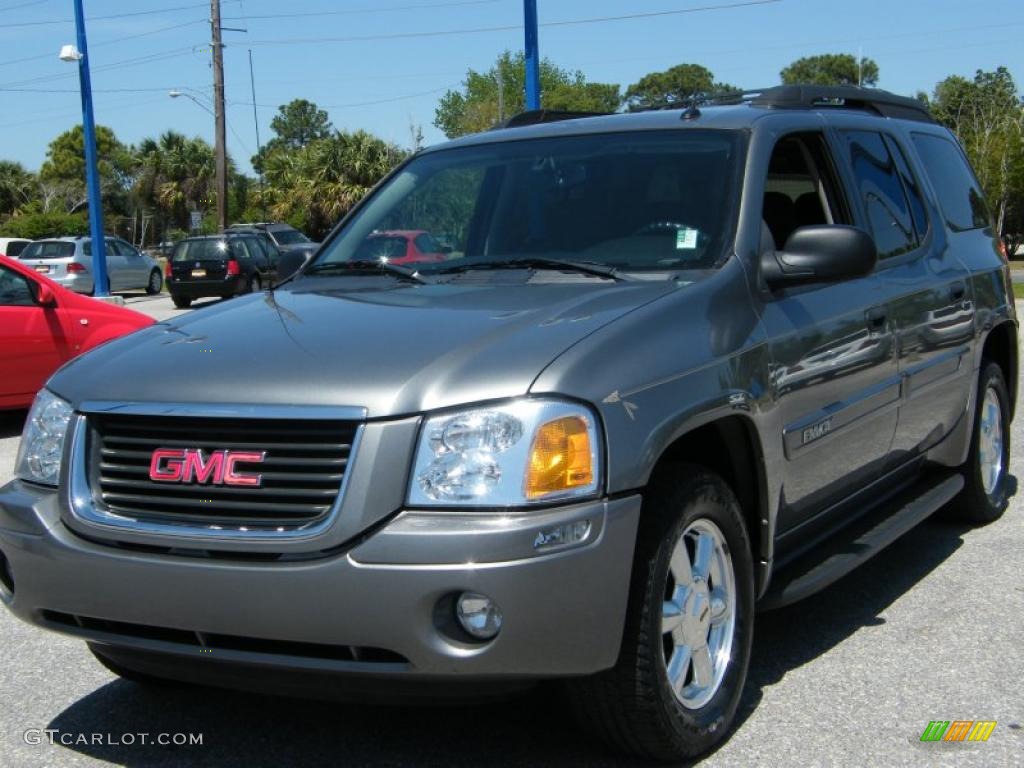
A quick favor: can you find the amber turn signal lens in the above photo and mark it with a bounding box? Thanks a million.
[525,416,594,499]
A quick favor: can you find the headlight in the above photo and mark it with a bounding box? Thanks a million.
[15,390,73,486]
[408,399,601,507]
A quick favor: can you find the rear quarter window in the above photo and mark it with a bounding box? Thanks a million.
[911,133,991,231]
[6,241,28,257]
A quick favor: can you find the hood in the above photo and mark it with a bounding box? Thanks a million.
[49,276,680,418]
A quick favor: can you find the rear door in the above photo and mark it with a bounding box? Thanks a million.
[838,130,974,459]
[760,131,900,538]
[0,262,70,406]
[114,239,148,288]
[89,238,125,290]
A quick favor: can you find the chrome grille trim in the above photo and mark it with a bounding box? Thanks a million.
[67,406,365,541]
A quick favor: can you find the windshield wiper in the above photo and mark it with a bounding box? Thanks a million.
[302,259,429,284]
[436,257,625,281]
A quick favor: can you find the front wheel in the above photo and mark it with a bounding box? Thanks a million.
[948,361,1011,524]
[566,466,754,761]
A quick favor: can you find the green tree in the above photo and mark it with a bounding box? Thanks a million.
[930,67,1024,250]
[257,129,405,238]
[252,99,333,172]
[434,51,621,138]
[39,124,135,214]
[780,53,879,87]
[624,63,737,111]
[0,160,36,216]
[0,211,88,239]
[134,131,222,234]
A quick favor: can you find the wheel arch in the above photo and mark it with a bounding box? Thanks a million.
[646,414,770,596]
[981,320,1018,418]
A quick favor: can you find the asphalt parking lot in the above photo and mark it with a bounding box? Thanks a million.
[0,295,1021,767]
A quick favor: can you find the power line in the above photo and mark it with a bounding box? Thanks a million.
[0,86,208,93]
[223,0,499,22]
[245,0,783,47]
[0,0,49,12]
[0,1,238,28]
[0,46,202,89]
[0,18,208,69]
[231,86,450,111]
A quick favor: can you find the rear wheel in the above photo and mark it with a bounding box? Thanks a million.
[171,295,192,309]
[145,268,162,295]
[948,361,1011,524]
[246,275,261,294]
[566,466,754,761]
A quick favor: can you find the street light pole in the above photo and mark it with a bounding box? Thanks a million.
[70,0,109,297]
[523,0,540,111]
[211,0,228,231]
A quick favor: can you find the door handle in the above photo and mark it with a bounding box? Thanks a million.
[865,306,888,329]
[949,282,966,302]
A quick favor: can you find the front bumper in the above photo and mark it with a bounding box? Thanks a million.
[0,479,641,680]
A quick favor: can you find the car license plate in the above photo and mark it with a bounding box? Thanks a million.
[34,265,50,273]
[191,269,207,277]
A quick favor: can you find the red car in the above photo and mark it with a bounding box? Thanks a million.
[355,230,449,265]
[0,255,154,410]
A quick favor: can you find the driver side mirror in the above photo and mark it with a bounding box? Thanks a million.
[35,282,58,308]
[761,225,877,289]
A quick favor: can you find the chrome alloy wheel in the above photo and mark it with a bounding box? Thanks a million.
[662,518,736,710]
[979,386,1004,496]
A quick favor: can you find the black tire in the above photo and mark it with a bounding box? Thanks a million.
[566,465,755,761]
[88,644,185,688]
[948,361,1011,524]
[246,275,261,294]
[145,268,163,295]
[171,295,192,309]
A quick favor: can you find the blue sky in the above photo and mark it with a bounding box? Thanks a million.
[1,0,1022,174]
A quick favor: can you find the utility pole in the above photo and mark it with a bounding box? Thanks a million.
[497,66,505,123]
[523,0,540,110]
[211,0,228,231]
[70,0,109,297]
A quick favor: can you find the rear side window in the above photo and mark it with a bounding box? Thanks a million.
[842,131,918,259]
[5,241,28,257]
[911,133,991,231]
[20,241,74,260]
[414,233,442,253]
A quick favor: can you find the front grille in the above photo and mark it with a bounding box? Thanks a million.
[88,413,358,529]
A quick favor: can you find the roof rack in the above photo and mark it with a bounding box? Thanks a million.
[727,85,934,123]
[495,109,610,130]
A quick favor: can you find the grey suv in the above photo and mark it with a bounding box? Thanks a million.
[0,86,1016,761]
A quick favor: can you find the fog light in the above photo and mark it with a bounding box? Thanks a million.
[533,519,591,551]
[456,592,502,640]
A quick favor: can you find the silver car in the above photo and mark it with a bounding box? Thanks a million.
[19,236,163,295]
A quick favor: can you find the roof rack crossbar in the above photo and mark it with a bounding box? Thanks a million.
[494,109,611,130]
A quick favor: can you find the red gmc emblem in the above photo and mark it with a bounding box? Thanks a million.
[148,448,266,487]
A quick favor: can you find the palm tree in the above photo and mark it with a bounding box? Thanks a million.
[0,160,37,216]
[134,132,221,233]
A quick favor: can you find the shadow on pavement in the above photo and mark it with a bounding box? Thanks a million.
[47,478,1015,768]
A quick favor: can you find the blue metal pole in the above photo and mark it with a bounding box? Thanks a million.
[72,0,108,297]
[523,0,540,110]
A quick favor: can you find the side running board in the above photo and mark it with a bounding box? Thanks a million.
[760,472,964,611]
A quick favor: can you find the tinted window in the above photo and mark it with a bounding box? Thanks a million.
[5,241,28,257]
[414,233,443,253]
[911,133,991,231]
[313,130,743,273]
[883,135,929,241]
[269,228,310,245]
[0,264,35,306]
[21,241,75,260]
[171,239,231,262]
[843,131,917,259]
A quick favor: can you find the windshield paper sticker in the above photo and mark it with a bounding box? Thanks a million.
[676,228,698,249]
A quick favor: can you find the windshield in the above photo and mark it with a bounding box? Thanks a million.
[272,228,311,245]
[21,241,74,260]
[312,130,742,274]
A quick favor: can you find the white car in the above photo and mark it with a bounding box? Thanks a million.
[0,237,31,258]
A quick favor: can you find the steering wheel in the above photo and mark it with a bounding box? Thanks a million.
[633,221,696,236]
